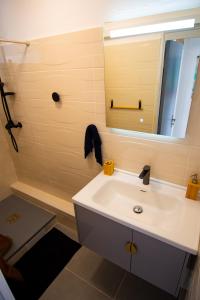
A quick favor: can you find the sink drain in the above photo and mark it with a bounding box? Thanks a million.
[133,205,143,214]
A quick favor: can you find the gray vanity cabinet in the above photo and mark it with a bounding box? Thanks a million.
[131,230,186,295]
[75,205,132,271]
[75,204,188,296]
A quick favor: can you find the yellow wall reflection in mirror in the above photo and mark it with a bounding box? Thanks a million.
[104,35,162,133]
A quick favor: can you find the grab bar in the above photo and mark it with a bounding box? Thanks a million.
[110,99,142,110]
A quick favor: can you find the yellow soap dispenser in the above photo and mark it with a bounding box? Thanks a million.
[103,160,114,176]
[186,174,200,200]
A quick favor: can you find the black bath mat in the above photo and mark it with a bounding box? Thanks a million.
[9,228,81,300]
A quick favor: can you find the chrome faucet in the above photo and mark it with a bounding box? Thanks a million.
[139,165,151,185]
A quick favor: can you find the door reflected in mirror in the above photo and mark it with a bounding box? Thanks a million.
[104,32,200,138]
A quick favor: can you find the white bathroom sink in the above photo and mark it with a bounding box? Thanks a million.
[73,169,200,254]
[92,179,182,228]
[93,179,180,212]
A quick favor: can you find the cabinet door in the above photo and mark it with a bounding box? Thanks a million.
[75,205,132,271]
[131,230,186,296]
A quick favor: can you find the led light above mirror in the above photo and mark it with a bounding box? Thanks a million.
[110,19,195,38]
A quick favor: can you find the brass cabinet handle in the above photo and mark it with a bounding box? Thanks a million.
[130,242,137,255]
[124,241,131,253]
[124,242,137,255]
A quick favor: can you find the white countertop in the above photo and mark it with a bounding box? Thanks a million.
[73,169,200,255]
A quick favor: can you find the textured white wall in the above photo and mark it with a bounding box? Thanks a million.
[0,0,200,39]
[1,27,200,198]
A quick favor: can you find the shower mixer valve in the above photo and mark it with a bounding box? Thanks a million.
[5,120,22,130]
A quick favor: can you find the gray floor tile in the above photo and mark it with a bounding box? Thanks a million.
[66,247,125,297]
[39,269,110,300]
[116,273,176,300]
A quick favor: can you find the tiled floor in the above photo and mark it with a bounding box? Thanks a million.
[67,247,125,298]
[39,224,177,300]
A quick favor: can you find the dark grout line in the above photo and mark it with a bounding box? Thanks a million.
[65,267,114,299]
[113,272,127,300]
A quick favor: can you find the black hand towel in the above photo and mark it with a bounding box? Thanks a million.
[84,124,103,166]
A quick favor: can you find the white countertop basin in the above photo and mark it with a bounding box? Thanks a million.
[73,169,200,254]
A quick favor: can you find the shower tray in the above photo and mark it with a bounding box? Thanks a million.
[0,195,56,264]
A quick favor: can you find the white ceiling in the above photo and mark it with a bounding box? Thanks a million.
[0,0,200,39]
[104,0,200,21]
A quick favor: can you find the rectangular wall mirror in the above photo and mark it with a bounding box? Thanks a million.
[104,18,200,138]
